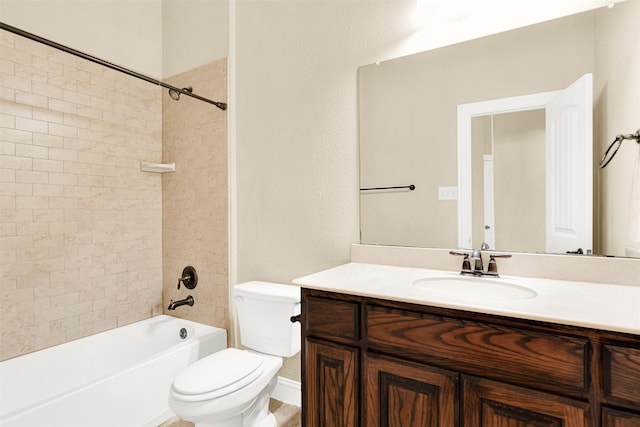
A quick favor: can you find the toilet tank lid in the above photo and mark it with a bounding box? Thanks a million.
[234,281,300,303]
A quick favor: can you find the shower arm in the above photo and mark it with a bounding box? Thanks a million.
[0,22,227,111]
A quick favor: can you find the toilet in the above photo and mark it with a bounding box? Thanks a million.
[168,281,301,427]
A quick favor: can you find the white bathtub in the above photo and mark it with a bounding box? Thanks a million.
[0,315,227,427]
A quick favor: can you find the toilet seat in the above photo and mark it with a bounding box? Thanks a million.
[172,348,265,401]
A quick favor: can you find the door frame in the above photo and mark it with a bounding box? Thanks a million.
[456,91,558,249]
[483,154,495,249]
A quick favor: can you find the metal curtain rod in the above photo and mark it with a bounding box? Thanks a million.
[0,22,227,111]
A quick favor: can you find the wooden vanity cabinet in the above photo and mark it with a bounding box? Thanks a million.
[301,288,640,427]
[303,295,361,427]
[463,375,590,426]
[304,339,358,427]
[364,353,457,427]
[602,345,640,427]
[603,408,640,427]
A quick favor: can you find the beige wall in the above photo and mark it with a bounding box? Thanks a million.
[0,31,163,361]
[0,0,163,77]
[161,59,229,331]
[162,0,229,78]
[470,112,546,252]
[493,111,546,252]
[0,0,229,79]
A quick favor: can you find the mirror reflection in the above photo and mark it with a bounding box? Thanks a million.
[470,110,547,253]
[359,1,640,257]
[461,74,593,255]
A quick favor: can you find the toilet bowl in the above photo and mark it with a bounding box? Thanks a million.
[168,281,301,427]
[169,348,283,427]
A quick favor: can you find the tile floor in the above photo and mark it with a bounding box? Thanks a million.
[159,399,301,427]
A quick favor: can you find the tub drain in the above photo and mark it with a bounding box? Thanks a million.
[179,328,188,339]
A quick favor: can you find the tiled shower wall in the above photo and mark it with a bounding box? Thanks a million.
[0,31,164,361]
[161,59,229,331]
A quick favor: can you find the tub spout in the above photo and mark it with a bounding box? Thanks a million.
[167,295,194,310]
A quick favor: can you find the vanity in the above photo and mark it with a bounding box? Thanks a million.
[293,261,640,427]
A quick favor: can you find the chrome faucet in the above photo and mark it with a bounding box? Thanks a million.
[167,295,194,311]
[450,243,511,277]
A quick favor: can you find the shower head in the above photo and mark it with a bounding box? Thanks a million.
[168,86,193,101]
[168,89,180,100]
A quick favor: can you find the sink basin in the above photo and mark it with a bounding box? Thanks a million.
[412,276,537,301]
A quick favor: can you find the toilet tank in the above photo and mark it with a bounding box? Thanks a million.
[233,281,301,357]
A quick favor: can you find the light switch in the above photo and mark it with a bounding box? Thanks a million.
[438,186,458,200]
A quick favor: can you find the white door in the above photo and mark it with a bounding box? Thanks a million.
[483,154,495,249]
[545,73,593,254]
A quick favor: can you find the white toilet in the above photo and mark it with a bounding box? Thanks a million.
[168,281,301,427]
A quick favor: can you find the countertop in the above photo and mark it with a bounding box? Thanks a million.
[292,262,640,335]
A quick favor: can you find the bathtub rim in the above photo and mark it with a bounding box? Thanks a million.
[0,315,227,423]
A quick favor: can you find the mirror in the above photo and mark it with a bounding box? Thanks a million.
[359,1,640,257]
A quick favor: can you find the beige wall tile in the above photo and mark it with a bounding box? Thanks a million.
[162,59,229,331]
[0,31,163,361]
[1,30,228,362]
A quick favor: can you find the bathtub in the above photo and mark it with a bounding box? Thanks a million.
[0,315,227,427]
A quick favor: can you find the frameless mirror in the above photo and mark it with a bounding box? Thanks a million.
[359,1,640,257]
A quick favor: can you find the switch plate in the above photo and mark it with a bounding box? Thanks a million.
[438,186,458,200]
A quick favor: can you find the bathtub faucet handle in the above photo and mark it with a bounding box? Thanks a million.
[177,266,198,290]
[177,276,188,289]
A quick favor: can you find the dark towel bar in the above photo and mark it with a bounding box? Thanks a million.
[360,185,415,191]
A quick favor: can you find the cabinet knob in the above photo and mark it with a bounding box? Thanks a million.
[290,314,301,323]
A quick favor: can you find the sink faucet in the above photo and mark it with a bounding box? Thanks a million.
[450,243,511,277]
[167,295,194,310]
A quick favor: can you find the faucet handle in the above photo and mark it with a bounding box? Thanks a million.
[486,253,512,276]
[490,253,512,260]
[486,256,499,275]
[177,266,198,290]
[449,250,470,257]
[449,250,473,275]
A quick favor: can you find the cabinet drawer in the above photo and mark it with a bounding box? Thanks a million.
[604,345,640,405]
[305,296,359,342]
[367,306,588,393]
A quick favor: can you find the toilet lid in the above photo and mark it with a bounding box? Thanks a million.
[173,348,265,396]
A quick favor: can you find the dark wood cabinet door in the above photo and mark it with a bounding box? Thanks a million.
[365,354,457,427]
[603,345,640,408]
[463,376,591,427]
[304,338,358,427]
[603,407,640,427]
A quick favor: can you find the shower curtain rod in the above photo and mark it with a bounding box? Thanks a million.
[0,22,227,111]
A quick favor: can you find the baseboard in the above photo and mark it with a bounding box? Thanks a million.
[272,376,301,407]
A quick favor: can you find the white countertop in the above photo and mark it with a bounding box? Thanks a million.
[292,262,640,335]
